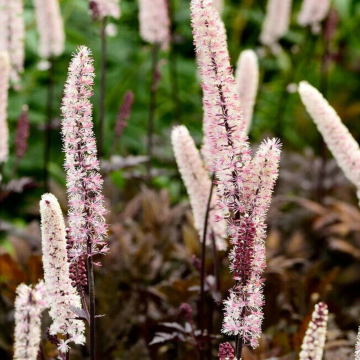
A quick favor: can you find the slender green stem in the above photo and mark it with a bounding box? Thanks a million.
[98,16,107,158]
[146,44,160,182]
[44,57,55,191]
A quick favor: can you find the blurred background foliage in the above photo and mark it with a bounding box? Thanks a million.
[2,0,360,359]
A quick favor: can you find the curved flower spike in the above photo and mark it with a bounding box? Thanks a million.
[299,81,360,205]
[172,125,227,250]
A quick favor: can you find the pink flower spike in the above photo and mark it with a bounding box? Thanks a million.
[0,52,10,164]
[235,50,259,133]
[33,0,65,59]
[299,302,328,360]
[259,0,292,50]
[299,81,360,205]
[0,0,25,85]
[172,125,227,250]
[40,193,86,351]
[61,46,108,263]
[138,0,171,49]
[13,281,47,360]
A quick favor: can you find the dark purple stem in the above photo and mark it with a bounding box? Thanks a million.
[146,43,160,182]
[199,172,215,359]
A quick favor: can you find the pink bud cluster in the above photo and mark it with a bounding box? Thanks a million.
[0,0,25,84]
[89,0,120,21]
[138,0,171,49]
[259,0,292,50]
[235,50,259,133]
[299,81,360,205]
[115,91,134,138]
[191,0,281,349]
[299,302,328,360]
[172,125,227,251]
[0,52,10,164]
[298,0,331,33]
[218,342,235,360]
[13,281,47,360]
[40,193,85,350]
[66,229,88,290]
[15,105,30,159]
[33,0,65,59]
[61,46,108,262]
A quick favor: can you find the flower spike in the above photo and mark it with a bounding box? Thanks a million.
[33,0,65,59]
[235,50,259,133]
[13,281,47,360]
[299,302,328,360]
[40,193,85,351]
[172,125,227,250]
[299,81,360,205]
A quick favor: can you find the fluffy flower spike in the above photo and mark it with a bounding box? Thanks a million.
[40,193,85,350]
[0,0,25,84]
[139,0,171,49]
[298,0,331,34]
[299,81,360,205]
[172,125,227,250]
[13,281,47,360]
[33,0,65,59]
[299,302,328,360]
[235,50,259,133]
[61,46,108,262]
[191,0,281,349]
[0,52,10,164]
[259,0,292,50]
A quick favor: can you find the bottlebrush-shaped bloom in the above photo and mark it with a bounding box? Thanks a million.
[15,105,30,159]
[13,281,47,360]
[33,0,65,59]
[40,193,85,349]
[218,342,235,360]
[89,0,121,21]
[172,125,227,250]
[235,50,259,133]
[61,46,108,261]
[356,328,360,360]
[298,0,330,33]
[0,0,25,84]
[139,0,171,49]
[191,0,281,349]
[299,81,360,204]
[299,302,328,360]
[259,0,292,48]
[0,52,10,164]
